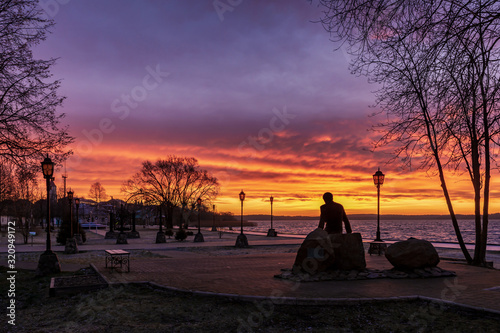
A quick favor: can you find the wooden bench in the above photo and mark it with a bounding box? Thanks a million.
[105,249,130,272]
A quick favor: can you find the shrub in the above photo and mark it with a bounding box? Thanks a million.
[175,229,187,241]
[56,219,87,244]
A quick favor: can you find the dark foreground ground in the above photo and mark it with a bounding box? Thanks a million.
[2,267,499,333]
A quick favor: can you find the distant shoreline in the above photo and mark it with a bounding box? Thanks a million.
[244,214,500,220]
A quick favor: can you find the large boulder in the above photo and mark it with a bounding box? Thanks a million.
[385,238,440,269]
[293,228,336,274]
[329,233,366,270]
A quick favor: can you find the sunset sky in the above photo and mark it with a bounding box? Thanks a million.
[33,0,500,217]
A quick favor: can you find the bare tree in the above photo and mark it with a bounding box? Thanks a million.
[88,182,108,215]
[12,166,38,243]
[122,156,219,229]
[316,0,500,265]
[0,0,73,166]
[0,159,15,216]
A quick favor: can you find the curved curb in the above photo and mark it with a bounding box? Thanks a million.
[101,277,500,316]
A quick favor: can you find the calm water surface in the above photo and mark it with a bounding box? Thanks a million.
[246,219,500,245]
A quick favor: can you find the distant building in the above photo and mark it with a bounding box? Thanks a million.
[0,215,14,230]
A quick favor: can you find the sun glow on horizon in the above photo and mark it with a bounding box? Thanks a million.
[59,139,500,218]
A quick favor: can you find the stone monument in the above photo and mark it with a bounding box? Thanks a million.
[292,228,366,274]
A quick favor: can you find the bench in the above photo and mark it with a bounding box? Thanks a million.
[105,249,130,272]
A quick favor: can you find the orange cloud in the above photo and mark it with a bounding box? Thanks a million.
[59,133,500,218]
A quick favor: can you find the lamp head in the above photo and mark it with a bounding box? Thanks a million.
[41,155,54,179]
[373,168,385,186]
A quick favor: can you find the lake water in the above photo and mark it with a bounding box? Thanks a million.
[245,219,500,246]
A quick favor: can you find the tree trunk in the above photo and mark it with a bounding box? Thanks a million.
[166,204,174,229]
[479,84,491,266]
[423,107,472,264]
[438,166,473,264]
[471,142,483,265]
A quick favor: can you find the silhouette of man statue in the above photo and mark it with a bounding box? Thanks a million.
[318,192,352,234]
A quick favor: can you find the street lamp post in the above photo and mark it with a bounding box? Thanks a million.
[74,197,82,244]
[181,201,187,229]
[67,190,74,237]
[155,203,166,243]
[235,190,249,247]
[133,204,138,232]
[64,190,78,253]
[36,155,61,275]
[211,204,217,231]
[369,168,387,255]
[105,201,117,239]
[194,197,204,242]
[116,204,128,244]
[128,200,140,238]
[75,198,80,227]
[159,204,163,233]
[267,196,277,237]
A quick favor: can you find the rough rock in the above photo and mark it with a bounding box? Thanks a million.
[292,228,336,274]
[329,233,366,270]
[385,238,440,269]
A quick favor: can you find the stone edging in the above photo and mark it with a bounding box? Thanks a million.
[98,277,500,316]
[275,266,456,282]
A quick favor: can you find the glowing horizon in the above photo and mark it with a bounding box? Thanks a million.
[56,140,497,218]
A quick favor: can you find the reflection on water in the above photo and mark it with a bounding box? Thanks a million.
[246,219,500,245]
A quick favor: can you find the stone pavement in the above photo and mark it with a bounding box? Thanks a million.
[2,228,500,313]
[97,250,500,313]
